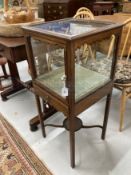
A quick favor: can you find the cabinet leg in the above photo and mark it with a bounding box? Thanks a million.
[68,117,75,168]
[35,95,46,137]
[101,92,112,140]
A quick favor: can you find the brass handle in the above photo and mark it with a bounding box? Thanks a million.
[59,6,62,9]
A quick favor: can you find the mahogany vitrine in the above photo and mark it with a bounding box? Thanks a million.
[23,18,122,167]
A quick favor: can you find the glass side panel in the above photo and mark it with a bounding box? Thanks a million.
[32,19,111,36]
[75,35,115,102]
[31,34,115,102]
[31,38,66,98]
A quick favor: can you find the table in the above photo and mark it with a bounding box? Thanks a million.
[95,13,131,56]
[0,37,29,101]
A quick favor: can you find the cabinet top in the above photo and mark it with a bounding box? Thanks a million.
[23,18,122,40]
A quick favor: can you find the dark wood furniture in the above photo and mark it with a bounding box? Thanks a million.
[85,1,115,15]
[0,37,28,101]
[43,0,86,21]
[23,18,122,167]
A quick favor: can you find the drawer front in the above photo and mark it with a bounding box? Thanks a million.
[34,83,68,115]
[44,3,68,21]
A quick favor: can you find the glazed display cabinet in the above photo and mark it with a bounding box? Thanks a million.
[23,18,122,167]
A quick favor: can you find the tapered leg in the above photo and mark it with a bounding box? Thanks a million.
[69,116,75,168]
[35,95,46,137]
[119,88,127,132]
[101,92,112,140]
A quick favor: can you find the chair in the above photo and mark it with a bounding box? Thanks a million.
[73,10,94,20]
[76,7,94,16]
[73,10,95,63]
[114,23,131,131]
[74,8,117,67]
[73,9,115,63]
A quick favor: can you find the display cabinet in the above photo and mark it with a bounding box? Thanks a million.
[23,18,122,167]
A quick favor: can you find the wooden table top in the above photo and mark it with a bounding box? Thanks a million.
[95,13,131,25]
[0,37,25,48]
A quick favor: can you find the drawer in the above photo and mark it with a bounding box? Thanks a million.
[45,3,67,11]
[43,3,68,20]
[45,9,67,15]
[34,83,68,115]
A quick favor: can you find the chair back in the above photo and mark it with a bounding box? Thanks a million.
[76,7,93,15]
[120,22,131,61]
[73,11,94,20]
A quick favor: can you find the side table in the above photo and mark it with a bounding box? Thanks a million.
[0,37,29,101]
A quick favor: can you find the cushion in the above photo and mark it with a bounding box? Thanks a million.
[115,60,131,84]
